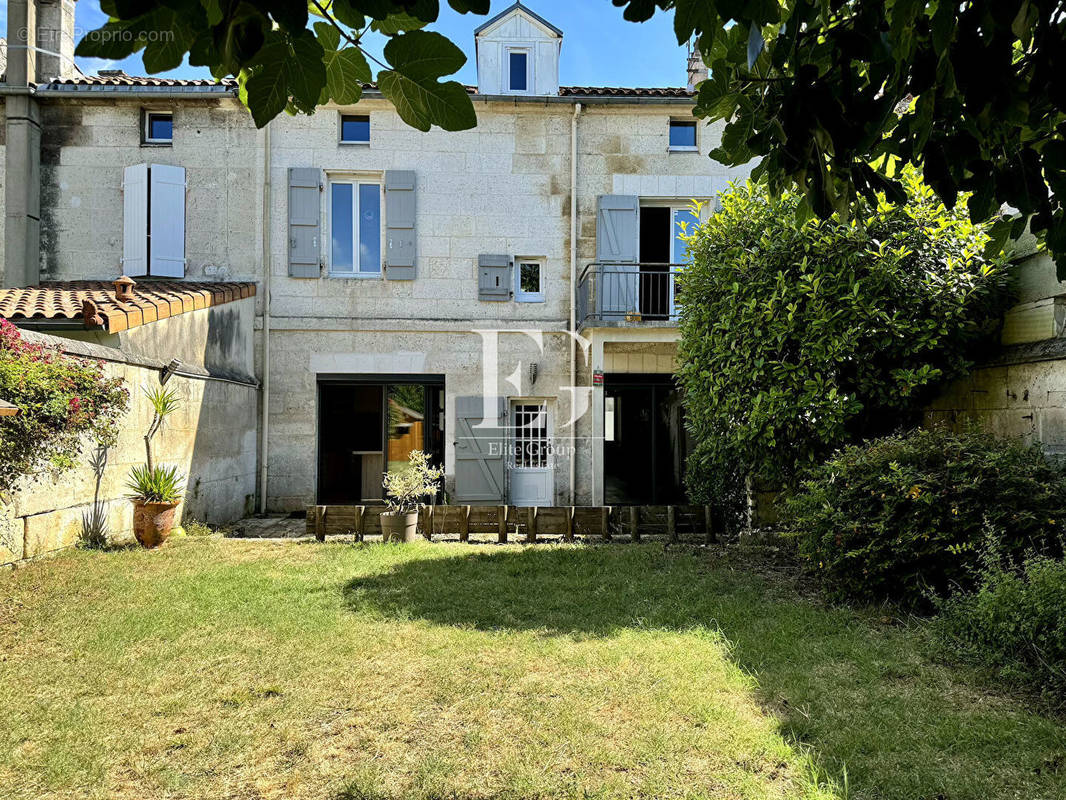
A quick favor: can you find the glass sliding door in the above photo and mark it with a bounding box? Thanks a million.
[387,384,426,474]
[317,376,445,505]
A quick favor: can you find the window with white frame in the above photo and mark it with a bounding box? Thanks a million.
[143,111,173,145]
[668,119,698,151]
[512,402,550,468]
[507,49,531,93]
[514,260,544,302]
[329,178,382,275]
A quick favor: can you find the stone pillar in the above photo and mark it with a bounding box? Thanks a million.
[4,93,42,288]
[35,0,78,82]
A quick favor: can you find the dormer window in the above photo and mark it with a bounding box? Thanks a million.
[475,3,562,96]
[508,49,530,92]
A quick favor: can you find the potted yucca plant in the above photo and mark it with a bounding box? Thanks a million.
[381,450,443,543]
[127,385,185,548]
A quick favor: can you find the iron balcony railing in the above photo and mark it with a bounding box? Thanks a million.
[578,263,685,326]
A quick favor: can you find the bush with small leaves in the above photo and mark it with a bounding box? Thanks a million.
[784,428,1066,606]
[933,552,1066,708]
[677,170,1012,516]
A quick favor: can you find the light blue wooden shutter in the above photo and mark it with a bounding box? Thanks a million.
[478,254,511,301]
[288,167,321,278]
[122,164,148,277]
[454,396,507,503]
[596,195,639,315]
[385,170,416,280]
[149,164,186,277]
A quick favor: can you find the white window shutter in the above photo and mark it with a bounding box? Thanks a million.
[149,164,187,277]
[122,164,148,277]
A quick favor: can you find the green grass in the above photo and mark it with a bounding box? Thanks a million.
[1,540,1064,800]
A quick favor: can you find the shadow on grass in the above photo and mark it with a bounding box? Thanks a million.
[342,544,1066,800]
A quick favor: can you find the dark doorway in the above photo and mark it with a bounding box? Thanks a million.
[639,206,671,319]
[603,373,688,505]
[317,376,445,505]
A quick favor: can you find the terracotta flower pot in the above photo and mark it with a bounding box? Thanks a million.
[381,510,420,543]
[131,500,179,548]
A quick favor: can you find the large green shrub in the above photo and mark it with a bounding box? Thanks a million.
[785,429,1066,605]
[933,553,1066,708]
[0,319,128,493]
[676,170,1011,508]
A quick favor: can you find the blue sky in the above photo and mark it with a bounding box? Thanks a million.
[3,1,689,88]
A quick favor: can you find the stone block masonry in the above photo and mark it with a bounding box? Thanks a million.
[1,329,258,567]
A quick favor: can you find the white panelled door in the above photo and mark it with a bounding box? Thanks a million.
[508,401,554,507]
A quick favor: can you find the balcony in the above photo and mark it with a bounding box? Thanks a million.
[578,263,683,328]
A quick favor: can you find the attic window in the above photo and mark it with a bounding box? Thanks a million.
[508,50,529,92]
[340,114,370,144]
[144,112,173,145]
[668,119,698,151]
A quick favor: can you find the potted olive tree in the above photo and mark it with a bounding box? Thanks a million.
[126,385,184,548]
[381,450,443,543]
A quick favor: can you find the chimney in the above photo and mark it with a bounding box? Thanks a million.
[686,39,708,91]
[35,0,78,82]
[114,275,136,303]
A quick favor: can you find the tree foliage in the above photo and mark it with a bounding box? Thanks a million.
[81,2,1066,267]
[77,0,487,131]
[0,320,129,495]
[676,170,1011,508]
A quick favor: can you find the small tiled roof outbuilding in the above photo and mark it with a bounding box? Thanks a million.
[0,280,256,334]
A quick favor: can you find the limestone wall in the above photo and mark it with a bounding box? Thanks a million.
[36,98,262,284]
[0,330,258,567]
[927,250,1066,453]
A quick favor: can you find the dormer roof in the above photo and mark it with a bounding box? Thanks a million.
[474,2,563,38]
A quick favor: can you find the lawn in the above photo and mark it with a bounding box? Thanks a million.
[1,539,1064,800]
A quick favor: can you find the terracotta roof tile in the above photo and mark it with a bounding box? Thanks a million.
[48,75,238,88]
[558,86,694,98]
[43,75,691,99]
[0,280,257,333]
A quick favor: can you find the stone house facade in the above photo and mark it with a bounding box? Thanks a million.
[2,2,755,514]
[11,3,1065,523]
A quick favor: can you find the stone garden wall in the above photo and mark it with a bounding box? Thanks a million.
[1,314,258,567]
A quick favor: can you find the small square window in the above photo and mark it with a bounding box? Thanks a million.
[340,114,370,144]
[509,51,529,92]
[515,261,543,302]
[668,119,697,151]
[144,112,172,144]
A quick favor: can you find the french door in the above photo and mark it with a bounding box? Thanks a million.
[316,375,444,505]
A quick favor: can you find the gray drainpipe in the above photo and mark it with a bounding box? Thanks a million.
[258,120,273,514]
[569,102,582,504]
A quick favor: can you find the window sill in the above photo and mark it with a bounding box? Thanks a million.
[339,140,371,147]
[667,146,699,153]
[141,141,173,147]
[515,297,545,304]
[328,271,383,279]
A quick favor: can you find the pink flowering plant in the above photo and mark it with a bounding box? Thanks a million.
[0,319,128,493]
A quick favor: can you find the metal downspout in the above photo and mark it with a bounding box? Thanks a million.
[258,121,272,514]
[569,102,582,504]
